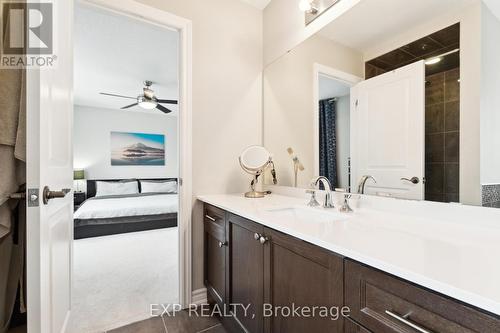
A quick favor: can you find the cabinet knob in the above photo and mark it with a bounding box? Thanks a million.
[254,233,261,240]
[218,241,228,248]
[259,236,269,245]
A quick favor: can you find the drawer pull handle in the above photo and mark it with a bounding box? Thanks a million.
[385,310,434,333]
[205,214,217,222]
[218,241,228,248]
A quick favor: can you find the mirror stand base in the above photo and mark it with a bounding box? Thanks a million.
[244,190,266,198]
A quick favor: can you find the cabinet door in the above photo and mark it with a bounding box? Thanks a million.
[344,319,372,333]
[227,214,265,333]
[204,205,227,305]
[263,227,345,333]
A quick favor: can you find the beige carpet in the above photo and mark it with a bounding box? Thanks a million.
[67,228,179,333]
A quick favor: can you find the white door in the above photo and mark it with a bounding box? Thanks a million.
[351,61,425,200]
[26,1,74,332]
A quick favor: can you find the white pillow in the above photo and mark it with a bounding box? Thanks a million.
[140,180,177,194]
[95,180,139,197]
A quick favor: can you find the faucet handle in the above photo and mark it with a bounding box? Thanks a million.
[339,193,353,213]
[306,189,320,207]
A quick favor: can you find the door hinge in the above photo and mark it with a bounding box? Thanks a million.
[355,99,359,107]
[179,178,183,186]
[28,188,39,207]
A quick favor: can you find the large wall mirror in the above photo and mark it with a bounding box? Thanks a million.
[263,0,500,208]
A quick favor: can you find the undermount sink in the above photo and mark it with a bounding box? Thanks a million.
[265,206,348,223]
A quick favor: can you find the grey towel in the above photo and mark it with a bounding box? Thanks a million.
[0,1,27,331]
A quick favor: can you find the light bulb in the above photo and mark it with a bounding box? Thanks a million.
[138,100,157,109]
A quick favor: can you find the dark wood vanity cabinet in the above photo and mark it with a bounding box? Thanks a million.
[204,205,345,333]
[344,260,500,333]
[204,204,227,305]
[203,204,500,333]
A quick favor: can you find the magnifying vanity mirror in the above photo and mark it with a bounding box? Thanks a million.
[239,145,276,198]
[263,0,500,209]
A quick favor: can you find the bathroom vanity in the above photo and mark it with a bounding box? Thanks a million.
[200,194,500,333]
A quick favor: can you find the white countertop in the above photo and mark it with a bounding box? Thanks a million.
[198,193,500,316]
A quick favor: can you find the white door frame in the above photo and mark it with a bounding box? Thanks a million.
[312,63,362,180]
[79,0,193,307]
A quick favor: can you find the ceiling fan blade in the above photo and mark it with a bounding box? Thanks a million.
[156,104,172,114]
[156,99,178,104]
[121,103,138,109]
[100,92,137,100]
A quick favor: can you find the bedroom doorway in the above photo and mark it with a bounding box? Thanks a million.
[67,2,189,332]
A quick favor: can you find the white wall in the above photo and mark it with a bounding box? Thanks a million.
[263,0,361,66]
[480,3,500,185]
[136,0,263,291]
[263,34,363,188]
[74,105,178,180]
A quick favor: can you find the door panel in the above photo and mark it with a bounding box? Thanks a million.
[351,61,425,200]
[26,1,74,332]
[227,214,264,333]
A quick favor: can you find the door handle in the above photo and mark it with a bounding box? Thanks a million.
[401,177,420,184]
[42,186,71,205]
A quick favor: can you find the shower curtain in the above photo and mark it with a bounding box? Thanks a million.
[0,1,27,331]
[319,99,338,188]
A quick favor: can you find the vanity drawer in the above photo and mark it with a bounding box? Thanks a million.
[344,260,500,333]
[204,204,226,241]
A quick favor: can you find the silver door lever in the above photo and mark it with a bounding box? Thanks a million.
[42,186,71,204]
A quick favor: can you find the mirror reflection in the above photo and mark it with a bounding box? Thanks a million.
[263,1,500,208]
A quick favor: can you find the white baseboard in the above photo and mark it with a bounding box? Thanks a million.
[191,288,208,306]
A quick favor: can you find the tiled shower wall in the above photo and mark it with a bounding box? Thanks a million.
[424,68,460,203]
[482,184,500,208]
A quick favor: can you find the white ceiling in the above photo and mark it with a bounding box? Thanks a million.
[319,0,475,53]
[74,3,179,115]
[319,75,350,100]
[239,0,272,10]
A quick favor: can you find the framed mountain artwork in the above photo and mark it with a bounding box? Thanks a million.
[110,132,165,166]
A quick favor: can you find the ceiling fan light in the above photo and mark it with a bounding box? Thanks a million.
[138,100,157,109]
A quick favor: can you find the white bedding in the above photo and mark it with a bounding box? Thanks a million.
[74,194,178,219]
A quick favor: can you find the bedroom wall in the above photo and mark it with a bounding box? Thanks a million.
[74,105,178,180]
[135,0,263,292]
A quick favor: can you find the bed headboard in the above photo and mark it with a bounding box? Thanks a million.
[86,178,177,198]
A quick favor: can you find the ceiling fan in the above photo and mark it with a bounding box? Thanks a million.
[100,80,178,114]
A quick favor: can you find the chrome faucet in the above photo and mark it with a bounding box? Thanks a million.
[311,176,335,208]
[357,175,377,194]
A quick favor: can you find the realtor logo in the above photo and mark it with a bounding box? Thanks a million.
[1,1,55,68]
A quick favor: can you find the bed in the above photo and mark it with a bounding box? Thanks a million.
[73,178,178,239]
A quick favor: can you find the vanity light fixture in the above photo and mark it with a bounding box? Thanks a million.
[299,0,318,14]
[424,48,460,66]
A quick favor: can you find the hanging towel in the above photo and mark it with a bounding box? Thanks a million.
[0,1,27,331]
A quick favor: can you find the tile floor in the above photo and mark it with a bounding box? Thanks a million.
[108,311,226,333]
